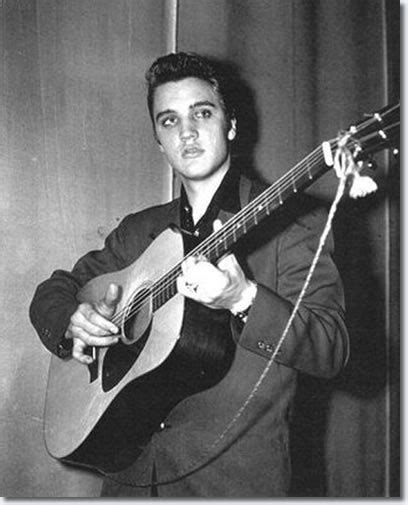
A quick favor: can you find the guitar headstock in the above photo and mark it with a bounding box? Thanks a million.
[333,102,400,198]
[350,102,400,162]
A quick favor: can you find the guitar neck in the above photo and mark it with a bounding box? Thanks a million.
[199,143,334,262]
[152,141,335,311]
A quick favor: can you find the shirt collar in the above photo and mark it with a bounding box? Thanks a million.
[180,167,241,225]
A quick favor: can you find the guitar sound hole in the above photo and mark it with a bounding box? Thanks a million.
[101,322,152,392]
[122,286,152,344]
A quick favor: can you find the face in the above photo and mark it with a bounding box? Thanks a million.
[152,77,236,185]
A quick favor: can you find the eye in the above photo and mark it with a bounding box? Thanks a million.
[160,115,177,128]
[195,108,212,119]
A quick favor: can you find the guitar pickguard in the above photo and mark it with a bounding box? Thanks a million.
[101,322,152,392]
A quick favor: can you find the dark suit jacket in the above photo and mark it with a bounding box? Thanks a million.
[30,174,349,497]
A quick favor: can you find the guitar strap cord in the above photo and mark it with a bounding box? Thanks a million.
[103,134,378,488]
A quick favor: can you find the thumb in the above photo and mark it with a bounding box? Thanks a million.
[217,253,238,272]
[94,283,121,319]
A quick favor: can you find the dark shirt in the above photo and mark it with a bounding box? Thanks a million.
[179,166,241,252]
[174,168,241,389]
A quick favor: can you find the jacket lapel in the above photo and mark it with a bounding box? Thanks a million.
[148,198,181,242]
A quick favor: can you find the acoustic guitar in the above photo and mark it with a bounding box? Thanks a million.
[43,103,399,473]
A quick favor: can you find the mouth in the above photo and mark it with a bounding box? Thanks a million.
[181,145,205,158]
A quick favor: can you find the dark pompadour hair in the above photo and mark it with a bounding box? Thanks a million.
[145,52,236,124]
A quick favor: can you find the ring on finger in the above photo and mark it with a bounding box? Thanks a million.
[186,281,198,293]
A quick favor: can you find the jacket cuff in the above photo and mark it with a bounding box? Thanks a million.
[33,302,77,359]
[56,335,74,359]
[233,283,292,361]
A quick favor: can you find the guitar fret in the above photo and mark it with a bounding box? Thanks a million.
[291,176,298,193]
[214,238,223,258]
[163,284,169,303]
[278,189,283,205]
[152,292,160,311]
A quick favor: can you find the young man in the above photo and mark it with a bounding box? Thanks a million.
[30,52,349,497]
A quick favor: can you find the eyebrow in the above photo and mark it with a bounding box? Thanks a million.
[155,100,216,123]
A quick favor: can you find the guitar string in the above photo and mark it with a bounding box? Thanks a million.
[109,142,331,326]
[110,107,398,327]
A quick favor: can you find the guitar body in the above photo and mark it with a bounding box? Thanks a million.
[44,227,187,471]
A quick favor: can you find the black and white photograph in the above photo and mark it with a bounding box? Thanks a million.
[0,0,400,499]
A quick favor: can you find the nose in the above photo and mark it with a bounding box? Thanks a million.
[179,118,198,142]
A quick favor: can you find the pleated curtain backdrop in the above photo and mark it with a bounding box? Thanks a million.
[0,0,399,497]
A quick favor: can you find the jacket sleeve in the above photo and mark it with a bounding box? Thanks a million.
[29,214,142,359]
[233,205,349,379]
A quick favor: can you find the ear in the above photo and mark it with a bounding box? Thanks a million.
[227,118,237,141]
